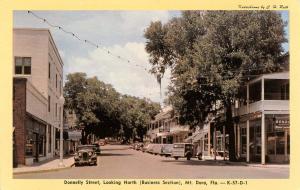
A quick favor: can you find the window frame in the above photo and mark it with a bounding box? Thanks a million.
[14,57,32,75]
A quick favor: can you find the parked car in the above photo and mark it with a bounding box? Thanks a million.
[146,144,155,154]
[160,144,173,157]
[172,143,193,160]
[135,143,144,151]
[141,143,151,152]
[152,144,164,155]
[74,145,97,166]
[99,139,106,146]
[92,143,101,155]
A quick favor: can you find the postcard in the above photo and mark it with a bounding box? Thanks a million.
[0,0,299,190]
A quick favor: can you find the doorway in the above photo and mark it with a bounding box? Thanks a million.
[249,122,261,162]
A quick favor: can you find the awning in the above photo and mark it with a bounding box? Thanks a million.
[68,131,82,141]
[184,135,194,143]
[192,132,205,142]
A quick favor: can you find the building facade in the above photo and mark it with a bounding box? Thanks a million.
[234,72,289,164]
[188,72,290,164]
[146,106,190,144]
[13,28,64,166]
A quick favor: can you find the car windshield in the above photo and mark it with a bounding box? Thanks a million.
[77,146,94,151]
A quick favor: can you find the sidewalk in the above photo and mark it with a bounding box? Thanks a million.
[13,156,74,175]
[200,156,289,168]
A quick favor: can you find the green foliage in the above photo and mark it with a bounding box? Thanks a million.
[145,10,286,126]
[144,10,287,160]
[64,73,160,143]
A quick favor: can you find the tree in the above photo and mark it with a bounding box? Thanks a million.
[64,72,160,143]
[144,11,287,161]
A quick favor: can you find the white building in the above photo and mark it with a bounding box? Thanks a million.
[13,28,64,166]
[234,72,289,164]
[146,106,190,144]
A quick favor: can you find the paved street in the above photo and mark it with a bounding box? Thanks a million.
[14,145,289,179]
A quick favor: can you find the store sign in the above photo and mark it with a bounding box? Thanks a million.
[275,118,290,129]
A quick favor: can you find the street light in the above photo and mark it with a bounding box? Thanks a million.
[58,95,65,167]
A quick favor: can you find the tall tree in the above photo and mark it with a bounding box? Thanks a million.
[144,11,287,161]
[64,72,160,143]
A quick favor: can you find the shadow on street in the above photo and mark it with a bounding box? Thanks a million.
[99,153,133,156]
[161,159,248,167]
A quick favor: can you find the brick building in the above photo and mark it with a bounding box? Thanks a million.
[13,28,64,166]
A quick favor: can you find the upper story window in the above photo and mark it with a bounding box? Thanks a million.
[249,80,262,103]
[48,96,51,112]
[265,79,289,100]
[15,57,31,75]
[48,62,51,79]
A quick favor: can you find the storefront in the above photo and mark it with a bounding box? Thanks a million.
[24,115,47,164]
[237,112,290,164]
[235,72,289,164]
[266,114,290,163]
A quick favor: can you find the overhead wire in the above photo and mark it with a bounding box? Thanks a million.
[27,11,149,72]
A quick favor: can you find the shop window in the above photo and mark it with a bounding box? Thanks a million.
[25,131,34,156]
[287,134,290,154]
[266,114,290,157]
[15,57,31,75]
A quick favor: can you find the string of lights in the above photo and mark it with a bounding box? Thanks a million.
[27,11,279,100]
[27,10,149,72]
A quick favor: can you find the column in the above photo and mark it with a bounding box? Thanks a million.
[261,113,266,165]
[51,127,54,156]
[246,120,250,162]
[284,128,288,162]
[213,127,216,160]
[262,78,264,101]
[208,123,211,156]
[46,125,49,157]
[223,125,226,160]
[237,124,240,158]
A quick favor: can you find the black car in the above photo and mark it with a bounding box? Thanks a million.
[74,145,97,166]
[92,144,101,155]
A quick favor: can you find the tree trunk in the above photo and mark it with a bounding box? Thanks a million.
[81,129,87,145]
[225,100,237,161]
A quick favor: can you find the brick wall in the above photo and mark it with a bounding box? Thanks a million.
[13,78,27,165]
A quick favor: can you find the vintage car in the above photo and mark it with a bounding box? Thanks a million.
[74,145,97,166]
[172,143,193,160]
[92,144,101,155]
[160,144,173,157]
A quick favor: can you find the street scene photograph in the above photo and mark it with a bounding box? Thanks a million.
[12,10,289,179]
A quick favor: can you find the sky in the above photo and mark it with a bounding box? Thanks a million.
[13,10,289,105]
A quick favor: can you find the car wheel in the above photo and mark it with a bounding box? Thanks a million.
[74,163,78,167]
[187,156,191,160]
[175,157,178,160]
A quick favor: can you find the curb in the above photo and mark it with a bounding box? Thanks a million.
[13,163,74,175]
[246,164,289,169]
